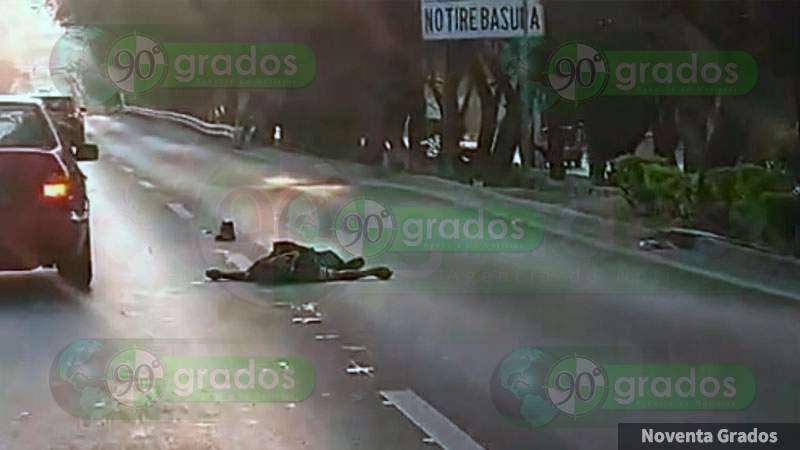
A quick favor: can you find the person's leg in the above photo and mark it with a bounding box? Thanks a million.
[323,266,392,281]
[206,268,250,281]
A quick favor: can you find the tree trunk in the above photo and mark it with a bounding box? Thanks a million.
[441,42,463,178]
[652,97,679,165]
[677,97,715,172]
[547,125,566,181]
[473,55,498,174]
[487,59,521,183]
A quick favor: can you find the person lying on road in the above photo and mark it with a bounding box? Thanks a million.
[205,240,393,284]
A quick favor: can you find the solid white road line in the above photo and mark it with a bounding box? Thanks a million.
[379,390,484,450]
[166,202,194,220]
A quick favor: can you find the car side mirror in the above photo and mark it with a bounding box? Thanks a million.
[75,143,99,161]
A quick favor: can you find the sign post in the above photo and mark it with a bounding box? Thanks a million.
[421,0,545,173]
[520,0,532,168]
[421,0,545,41]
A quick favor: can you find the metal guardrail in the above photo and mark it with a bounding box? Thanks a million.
[122,105,236,139]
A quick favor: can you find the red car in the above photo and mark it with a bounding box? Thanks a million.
[0,96,99,289]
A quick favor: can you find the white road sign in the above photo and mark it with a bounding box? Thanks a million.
[421,0,545,41]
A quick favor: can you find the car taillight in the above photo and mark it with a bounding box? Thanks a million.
[43,181,70,198]
[42,172,71,201]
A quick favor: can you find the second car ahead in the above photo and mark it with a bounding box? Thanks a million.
[0,96,99,290]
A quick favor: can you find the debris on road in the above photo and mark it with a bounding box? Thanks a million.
[345,360,374,376]
[129,428,151,440]
[202,406,220,418]
[296,302,318,313]
[638,238,677,251]
[292,316,322,325]
[315,333,340,341]
[341,345,367,353]
[214,219,236,242]
[640,229,699,251]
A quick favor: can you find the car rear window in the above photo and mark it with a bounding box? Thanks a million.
[42,98,74,112]
[0,105,57,149]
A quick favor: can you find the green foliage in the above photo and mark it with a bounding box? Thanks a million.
[701,167,737,204]
[610,156,650,209]
[610,155,675,216]
[612,157,795,232]
[735,164,794,200]
[642,164,696,218]
[702,164,793,204]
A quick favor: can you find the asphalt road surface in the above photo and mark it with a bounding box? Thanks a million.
[1,114,799,450]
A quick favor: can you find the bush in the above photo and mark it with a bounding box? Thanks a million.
[701,167,737,205]
[701,164,796,248]
[610,155,692,218]
[612,158,797,248]
[731,192,799,247]
[609,155,658,214]
[642,164,696,218]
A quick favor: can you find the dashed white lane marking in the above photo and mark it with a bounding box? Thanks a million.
[167,202,194,219]
[138,180,156,189]
[379,390,484,450]
[121,165,135,174]
[213,249,252,271]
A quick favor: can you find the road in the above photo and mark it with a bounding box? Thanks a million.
[1,114,799,450]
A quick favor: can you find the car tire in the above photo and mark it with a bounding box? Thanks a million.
[58,228,93,290]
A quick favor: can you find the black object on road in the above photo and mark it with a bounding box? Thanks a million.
[214,219,236,242]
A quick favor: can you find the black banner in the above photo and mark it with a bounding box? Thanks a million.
[619,423,800,450]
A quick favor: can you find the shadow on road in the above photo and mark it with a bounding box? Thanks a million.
[0,271,86,308]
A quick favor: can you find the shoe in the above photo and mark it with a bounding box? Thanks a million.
[214,220,236,242]
[205,268,223,281]
[372,267,393,280]
[341,257,365,270]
